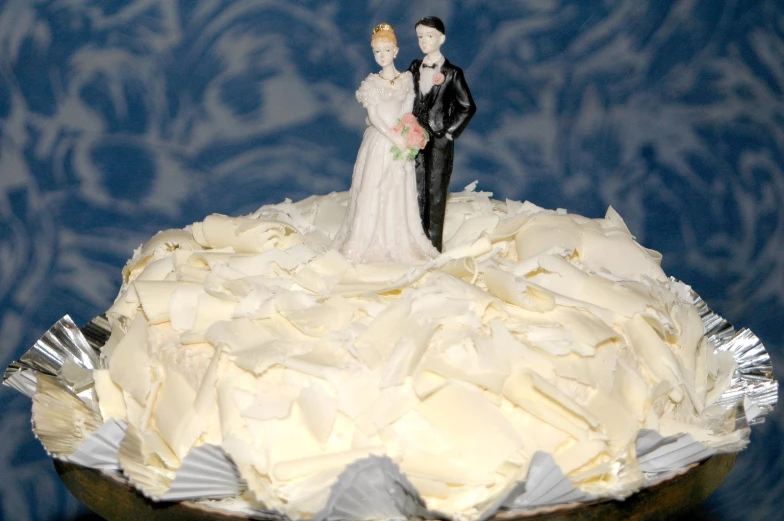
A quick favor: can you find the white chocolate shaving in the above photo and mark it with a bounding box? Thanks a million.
[153,368,205,460]
[94,369,127,420]
[108,314,153,405]
[97,189,736,518]
[273,446,385,481]
[417,383,522,473]
[298,382,337,443]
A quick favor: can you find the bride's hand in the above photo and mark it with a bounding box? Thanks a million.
[389,133,407,150]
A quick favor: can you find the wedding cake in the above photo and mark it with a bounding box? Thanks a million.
[91,184,740,519]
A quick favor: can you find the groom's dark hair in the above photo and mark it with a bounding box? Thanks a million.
[415,16,445,36]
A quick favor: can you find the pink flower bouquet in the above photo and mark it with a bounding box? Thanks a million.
[391,113,429,160]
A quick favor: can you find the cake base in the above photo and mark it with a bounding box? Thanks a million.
[55,454,736,520]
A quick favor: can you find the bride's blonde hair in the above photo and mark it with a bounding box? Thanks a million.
[371,23,397,46]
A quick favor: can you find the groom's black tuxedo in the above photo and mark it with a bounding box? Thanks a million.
[408,58,476,251]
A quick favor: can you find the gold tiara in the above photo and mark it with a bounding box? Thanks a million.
[373,23,394,34]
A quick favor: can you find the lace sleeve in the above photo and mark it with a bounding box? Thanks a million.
[355,74,378,108]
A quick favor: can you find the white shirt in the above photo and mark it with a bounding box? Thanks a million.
[418,55,445,95]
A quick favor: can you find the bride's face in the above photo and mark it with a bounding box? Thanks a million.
[372,41,397,67]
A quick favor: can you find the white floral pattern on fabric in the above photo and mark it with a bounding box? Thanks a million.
[355,72,414,108]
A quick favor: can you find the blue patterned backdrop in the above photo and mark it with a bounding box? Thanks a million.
[1,1,782,520]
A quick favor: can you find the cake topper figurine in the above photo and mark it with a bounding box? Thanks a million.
[332,23,439,263]
[409,16,476,252]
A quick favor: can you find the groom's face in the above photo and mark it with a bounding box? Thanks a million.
[416,25,445,55]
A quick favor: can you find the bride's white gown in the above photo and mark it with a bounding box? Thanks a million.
[333,72,438,263]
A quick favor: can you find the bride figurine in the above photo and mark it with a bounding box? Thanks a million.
[332,23,439,263]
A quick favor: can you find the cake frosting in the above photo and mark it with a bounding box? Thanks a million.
[94,184,737,519]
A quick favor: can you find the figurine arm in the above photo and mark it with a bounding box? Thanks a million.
[403,79,415,114]
[445,67,476,140]
[367,104,406,149]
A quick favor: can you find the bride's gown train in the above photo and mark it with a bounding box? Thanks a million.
[333,72,438,263]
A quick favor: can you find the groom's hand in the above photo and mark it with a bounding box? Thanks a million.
[431,131,453,148]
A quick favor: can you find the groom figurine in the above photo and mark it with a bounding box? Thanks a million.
[408,16,476,251]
